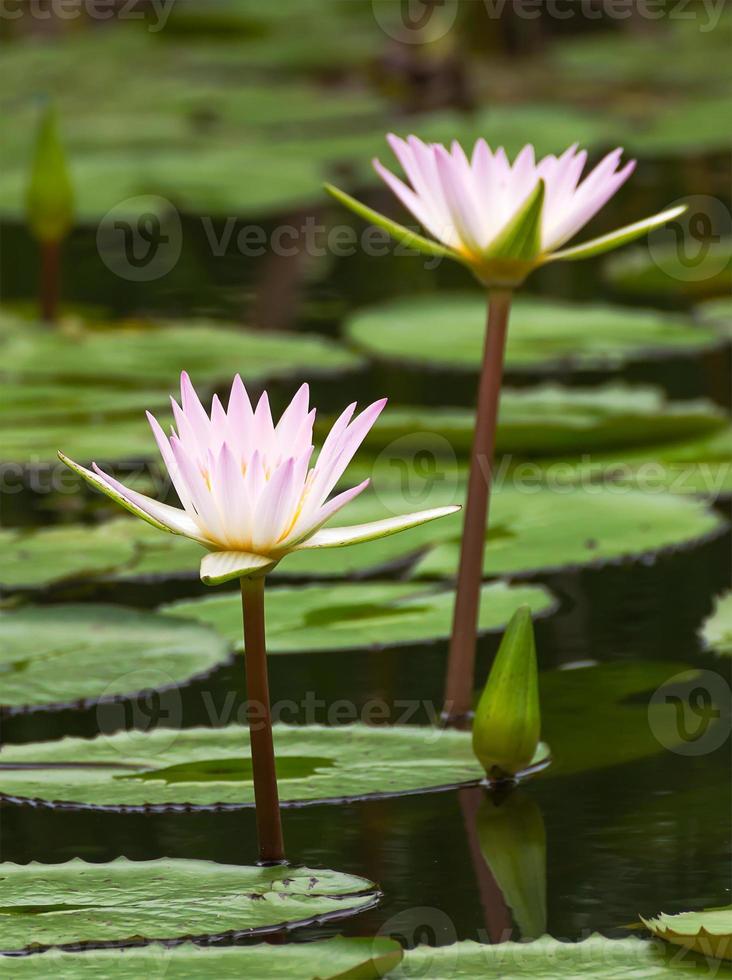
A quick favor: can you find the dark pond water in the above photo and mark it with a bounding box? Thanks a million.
[1,149,731,955]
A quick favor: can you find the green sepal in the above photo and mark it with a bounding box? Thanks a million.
[472,605,541,779]
[548,204,688,262]
[485,179,545,262]
[26,104,74,243]
[324,182,454,260]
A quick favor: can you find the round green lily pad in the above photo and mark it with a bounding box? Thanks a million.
[343,386,727,457]
[701,592,732,655]
[530,426,732,498]
[162,581,556,654]
[0,383,167,426]
[0,859,378,952]
[0,525,138,590]
[0,604,229,712]
[641,908,732,963]
[604,240,732,299]
[1,937,403,979]
[394,934,732,977]
[0,724,550,810]
[0,319,360,388]
[344,295,721,373]
[409,487,725,580]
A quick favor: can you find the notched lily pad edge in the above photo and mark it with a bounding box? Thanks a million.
[0,879,381,956]
[0,651,235,719]
[0,738,552,813]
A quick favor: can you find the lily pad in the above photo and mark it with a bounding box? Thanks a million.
[642,908,732,962]
[0,724,550,810]
[604,241,732,299]
[0,604,229,712]
[0,525,138,590]
[392,934,732,977]
[701,593,732,655]
[0,319,360,388]
[531,426,732,498]
[540,661,710,778]
[342,386,727,457]
[0,937,403,979]
[410,487,724,580]
[0,859,378,952]
[163,581,557,654]
[0,383,167,426]
[344,295,721,373]
[696,296,732,331]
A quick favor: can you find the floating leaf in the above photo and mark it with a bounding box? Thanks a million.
[0,724,550,809]
[0,859,378,952]
[696,297,732,331]
[392,934,732,977]
[411,488,724,580]
[0,318,360,387]
[1,937,403,979]
[642,908,732,962]
[0,525,137,590]
[345,295,720,373]
[604,241,732,299]
[701,593,732,655]
[531,426,732,499]
[0,604,228,711]
[343,385,726,458]
[163,581,557,654]
[472,607,541,779]
[539,661,709,777]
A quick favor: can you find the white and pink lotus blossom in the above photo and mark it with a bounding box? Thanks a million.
[60,373,458,586]
[327,137,686,287]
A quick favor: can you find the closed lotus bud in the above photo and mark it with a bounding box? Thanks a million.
[26,105,74,244]
[472,605,540,779]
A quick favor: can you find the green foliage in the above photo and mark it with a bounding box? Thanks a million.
[0,724,550,809]
[0,859,378,951]
[164,581,556,654]
[472,607,540,779]
[701,593,732,655]
[642,908,732,963]
[0,604,228,710]
[2,938,403,979]
[345,295,720,372]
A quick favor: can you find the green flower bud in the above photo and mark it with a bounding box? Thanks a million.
[26,105,74,244]
[472,605,540,779]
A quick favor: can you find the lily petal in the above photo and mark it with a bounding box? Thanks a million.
[294,504,460,550]
[200,550,278,586]
[58,452,209,543]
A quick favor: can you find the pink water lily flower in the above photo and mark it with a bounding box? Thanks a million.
[60,373,458,586]
[327,137,686,288]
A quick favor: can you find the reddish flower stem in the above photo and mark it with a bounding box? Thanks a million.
[40,239,60,323]
[443,289,513,727]
[240,576,286,864]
